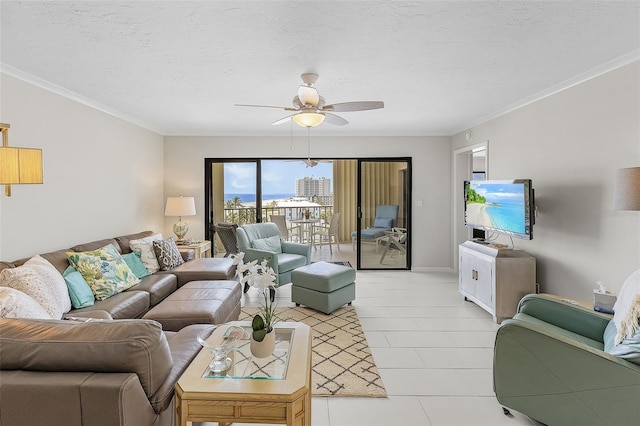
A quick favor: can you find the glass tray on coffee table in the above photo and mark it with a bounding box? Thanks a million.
[200,325,294,380]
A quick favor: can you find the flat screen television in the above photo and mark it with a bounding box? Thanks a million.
[464,179,535,240]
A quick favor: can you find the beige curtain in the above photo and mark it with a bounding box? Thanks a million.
[212,163,225,254]
[333,160,357,242]
[360,161,402,227]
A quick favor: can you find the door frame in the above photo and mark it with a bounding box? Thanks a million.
[356,157,412,270]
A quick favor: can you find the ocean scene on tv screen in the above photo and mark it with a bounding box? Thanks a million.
[466,182,526,234]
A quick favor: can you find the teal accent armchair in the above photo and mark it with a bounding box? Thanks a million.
[493,294,640,425]
[236,223,310,287]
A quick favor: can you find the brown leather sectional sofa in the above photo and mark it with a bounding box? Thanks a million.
[0,230,242,426]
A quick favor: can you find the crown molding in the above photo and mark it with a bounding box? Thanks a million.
[0,63,166,135]
[453,49,640,135]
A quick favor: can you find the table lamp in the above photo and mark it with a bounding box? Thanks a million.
[165,196,196,242]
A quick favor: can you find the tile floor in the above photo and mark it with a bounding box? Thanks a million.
[224,243,541,426]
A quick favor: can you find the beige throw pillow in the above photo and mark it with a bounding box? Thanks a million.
[129,233,163,273]
[0,255,71,319]
[0,287,52,319]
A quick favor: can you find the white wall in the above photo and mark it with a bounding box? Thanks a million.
[0,74,165,260]
[452,61,640,299]
[163,135,452,269]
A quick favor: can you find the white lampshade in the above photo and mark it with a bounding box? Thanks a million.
[165,196,196,217]
[297,85,320,107]
[613,167,640,210]
[293,112,325,128]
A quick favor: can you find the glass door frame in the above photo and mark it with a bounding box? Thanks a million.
[204,158,262,243]
[356,157,412,270]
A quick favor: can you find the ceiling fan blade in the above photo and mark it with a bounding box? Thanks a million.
[235,103,297,111]
[323,101,384,112]
[298,85,319,107]
[271,114,295,126]
[323,113,349,126]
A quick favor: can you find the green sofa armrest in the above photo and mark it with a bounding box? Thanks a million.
[494,318,640,426]
[241,248,280,274]
[517,294,610,342]
[281,241,311,261]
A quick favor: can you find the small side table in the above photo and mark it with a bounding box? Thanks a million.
[177,240,211,258]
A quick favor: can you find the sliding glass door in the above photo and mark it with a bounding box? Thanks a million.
[356,158,411,270]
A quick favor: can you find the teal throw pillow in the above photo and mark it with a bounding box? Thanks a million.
[122,252,150,278]
[252,235,282,254]
[67,244,140,301]
[62,266,95,309]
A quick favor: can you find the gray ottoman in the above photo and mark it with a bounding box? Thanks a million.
[291,261,356,314]
[143,280,241,331]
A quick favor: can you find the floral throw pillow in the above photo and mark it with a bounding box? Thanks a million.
[67,244,140,301]
[152,238,185,271]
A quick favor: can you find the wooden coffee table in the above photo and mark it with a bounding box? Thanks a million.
[175,321,312,426]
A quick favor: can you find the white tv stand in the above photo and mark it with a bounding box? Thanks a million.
[458,240,536,323]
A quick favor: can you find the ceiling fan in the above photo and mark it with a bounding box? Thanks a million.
[235,73,384,127]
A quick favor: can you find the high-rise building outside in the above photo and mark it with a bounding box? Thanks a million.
[295,176,331,197]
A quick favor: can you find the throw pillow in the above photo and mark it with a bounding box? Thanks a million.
[0,287,52,319]
[0,255,72,319]
[603,319,640,365]
[122,252,150,278]
[129,233,163,273]
[62,266,95,309]
[374,218,393,228]
[67,244,140,301]
[152,238,185,271]
[251,235,283,254]
[612,268,640,344]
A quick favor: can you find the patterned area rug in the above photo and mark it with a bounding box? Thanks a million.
[239,305,387,398]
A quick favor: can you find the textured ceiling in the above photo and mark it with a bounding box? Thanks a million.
[1,1,639,136]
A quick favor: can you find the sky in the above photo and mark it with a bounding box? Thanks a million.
[224,160,333,195]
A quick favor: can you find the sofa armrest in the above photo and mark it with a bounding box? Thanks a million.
[494,318,640,425]
[281,241,311,261]
[517,294,610,342]
[0,371,159,425]
[242,248,280,273]
[0,318,173,400]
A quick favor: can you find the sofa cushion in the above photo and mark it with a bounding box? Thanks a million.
[0,255,71,319]
[67,244,140,301]
[0,318,173,400]
[129,233,163,273]
[62,266,95,309]
[122,252,150,278]
[374,218,393,228]
[152,238,185,271]
[0,287,52,319]
[70,290,150,319]
[126,274,178,307]
[71,238,122,254]
[156,257,236,287]
[251,235,283,253]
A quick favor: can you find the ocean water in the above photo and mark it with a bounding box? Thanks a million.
[225,193,294,203]
[485,197,527,234]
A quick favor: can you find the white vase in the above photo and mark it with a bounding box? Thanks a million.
[250,329,275,358]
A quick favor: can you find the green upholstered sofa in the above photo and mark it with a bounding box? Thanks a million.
[493,294,640,425]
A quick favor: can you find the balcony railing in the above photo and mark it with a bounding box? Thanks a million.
[223,205,334,226]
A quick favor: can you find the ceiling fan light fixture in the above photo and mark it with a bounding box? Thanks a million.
[293,112,325,128]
